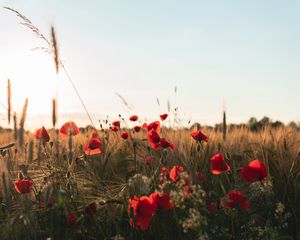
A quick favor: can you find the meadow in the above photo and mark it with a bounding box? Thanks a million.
[0,115,299,239]
[1,7,300,240]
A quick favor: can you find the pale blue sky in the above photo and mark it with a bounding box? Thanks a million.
[0,0,299,128]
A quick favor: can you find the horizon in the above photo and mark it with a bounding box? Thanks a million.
[0,1,299,129]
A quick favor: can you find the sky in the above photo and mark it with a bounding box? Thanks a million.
[0,0,299,129]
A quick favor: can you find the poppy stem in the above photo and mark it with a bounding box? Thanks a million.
[133,141,137,172]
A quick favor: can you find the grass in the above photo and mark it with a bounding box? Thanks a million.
[0,123,299,239]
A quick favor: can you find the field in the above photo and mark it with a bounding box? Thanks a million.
[0,118,300,240]
[1,6,300,240]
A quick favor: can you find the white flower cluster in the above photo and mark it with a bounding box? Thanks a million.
[112,234,125,240]
[180,208,202,233]
[127,174,151,196]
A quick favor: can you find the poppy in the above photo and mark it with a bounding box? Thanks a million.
[35,126,50,142]
[91,130,98,138]
[160,113,168,121]
[191,130,208,142]
[169,166,184,183]
[14,179,33,194]
[133,126,141,132]
[128,195,155,231]
[129,115,138,122]
[145,156,154,166]
[68,212,77,228]
[143,121,160,133]
[210,153,230,175]
[208,202,217,214]
[112,121,121,127]
[60,121,79,137]
[240,160,267,183]
[84,138,102,155]
[160,167,169,184]
[159,138,175,149]
[195,171,206,183]
[121,132,129,140]
[223,191,249,211]
[85,202,97,216]
[150,192,174,211]
[110,126,119,132]
[147,129,161,150]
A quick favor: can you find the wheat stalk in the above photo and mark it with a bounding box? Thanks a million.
[4,7,95,128]
[52,98,57,127]
[18,98,28,147]
[51,26,59,74]
[7,79,11,125]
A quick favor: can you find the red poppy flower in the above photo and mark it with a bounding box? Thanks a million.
[240,160,267,183]
[150,192,174,211]
[112,121,121,127]
[223,191,249,211]
[195,171,206,183]
[169,166,184,182]
[145,156,154,166]
[147,129,161,150]
[161,167,169,174]
[110,126,119,132]
[160,113,168,121]
[129,115,138,122]
[160,167,169,184]
[14,179,33,194]
[84,138,102,155]
[68,212,77,228]
[128,195,155,231]
[133,126,141,132]
[91,130,98,138]
[85,202,97,216]
[208,202,217,214]
[60,121,79,137]
[191,130,208,142]
[121,132,129,140]
[35,126,50,142]
[183,185,193,197]
[143,121,160,133]
[210,153,230,175]
[159,138,175,149]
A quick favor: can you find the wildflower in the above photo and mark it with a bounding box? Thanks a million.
[143,121,160,133]
[129,115,138,121]
[112,121,121,127]
[160,113,168,121]
[208,202,217,214]
[14,179,33,194]
[133,126,141,132]
[191,130,208,142]
[240,160,267,183]
[110,126,119,132]
[68,212,77,228]
[159,138,175,149]
[147,129,161,150]
[222,190,249,211]
[121,132,129,140]
[169,166,184,182]
[34,126,50,142]
[210,153,230,175]
[60,121,79,137]
[128,195,155,231]
[195,171,206,183]
[84,138,102,155]
[91,130,98,138]
[145,156,154,166]
[150,192,174,211]
[85,202,97,216]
